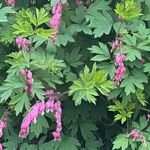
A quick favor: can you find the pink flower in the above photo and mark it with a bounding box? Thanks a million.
[27,78,34,85]
[20,69,26,77]
[38,102,45,115]
[19,90,62,141]
[114,65,126,85]
[27,71,32,79]
[0,129,3,138]
[129,130,137,136]
[111,39,122,51]
[0,121,6,129]
[16,37,28,49]
[50,1,63,44]
[5,0,15,6]
[0,144,3,150]
[115,53,125,66]
[0,114,8,149]
[114,53,126,85]
[129,130,142,141]
[20,69,34,95]
[50,13,62,30]
[45,100,55,112]
[19,128,29,138]
[52,2,63,14]
[147,114,150,120]
[53,131,60,141]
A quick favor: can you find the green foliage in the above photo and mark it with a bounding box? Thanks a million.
[69,64,115,105]
[30,115,49,138]
[0,0,149,150]
[57,136,81,150]
[88,42,110,62]
[0,5,16,22]
[108,101,135,124]
[135,89,146,106]
[120,69,148,95]
[13,8,55,39]
[85,0,113,37]
[113,134,129,150]
[115,0,142,21]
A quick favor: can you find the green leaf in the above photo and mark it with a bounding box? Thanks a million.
[85,139,103,150]
[20,143,38,150]
[36,8,49,26]
[108,101,135,124]
[79,121,98,141]
[57,136,81,150]
[121,69,147,95]
[3,133,22,150]
[25,9,37,26]
[88,42,110,62]
[113,134,129,150]
[13,21,33,37]
[56,34,75,46]
[35,28,56,39]
[86,10,113,38]
[32,81,45,100]
[69,64,114,105]
[85,0,113,37]
[13,93,30,116]
[125,49,141,62]
[139,115,148,130]
[0,6,16,22]
[30,115,49,138]
[115,0,142,21]
[135,89,146,106]
[65,47,83,67]
[144,63,150,73]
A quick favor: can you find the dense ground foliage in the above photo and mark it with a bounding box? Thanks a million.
[0,0,150,149]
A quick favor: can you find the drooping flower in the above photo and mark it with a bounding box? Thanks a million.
[111,38,122,51]
[0,113,8,150]
[128,130,145,142]
[53,100,62,140]
[16,37,28,49]
[50,1,63,44]
[115,53,125,66]
[19,102,41,138]
[114,53,126,85]
[5,0,15,6]
[20,69,34,95]
[19,90,62,141]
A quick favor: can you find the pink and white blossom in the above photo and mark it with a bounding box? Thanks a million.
[20,69,34,95]
[114,53,126,85]
[5,0,15,6]
[50,2,63,43]
[19,90,62,141]
[16,37,28,49]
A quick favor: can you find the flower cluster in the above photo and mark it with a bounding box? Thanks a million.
[129,130,145,143]
[111,38,122,51]
[114,53,126,85]
[5,0,15,6]
[16,37,28,49]
[20,69,34,95]
[50,1,63,43]
[19,101,45,138]
[0,114,8,150]
[19,89,62,141]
